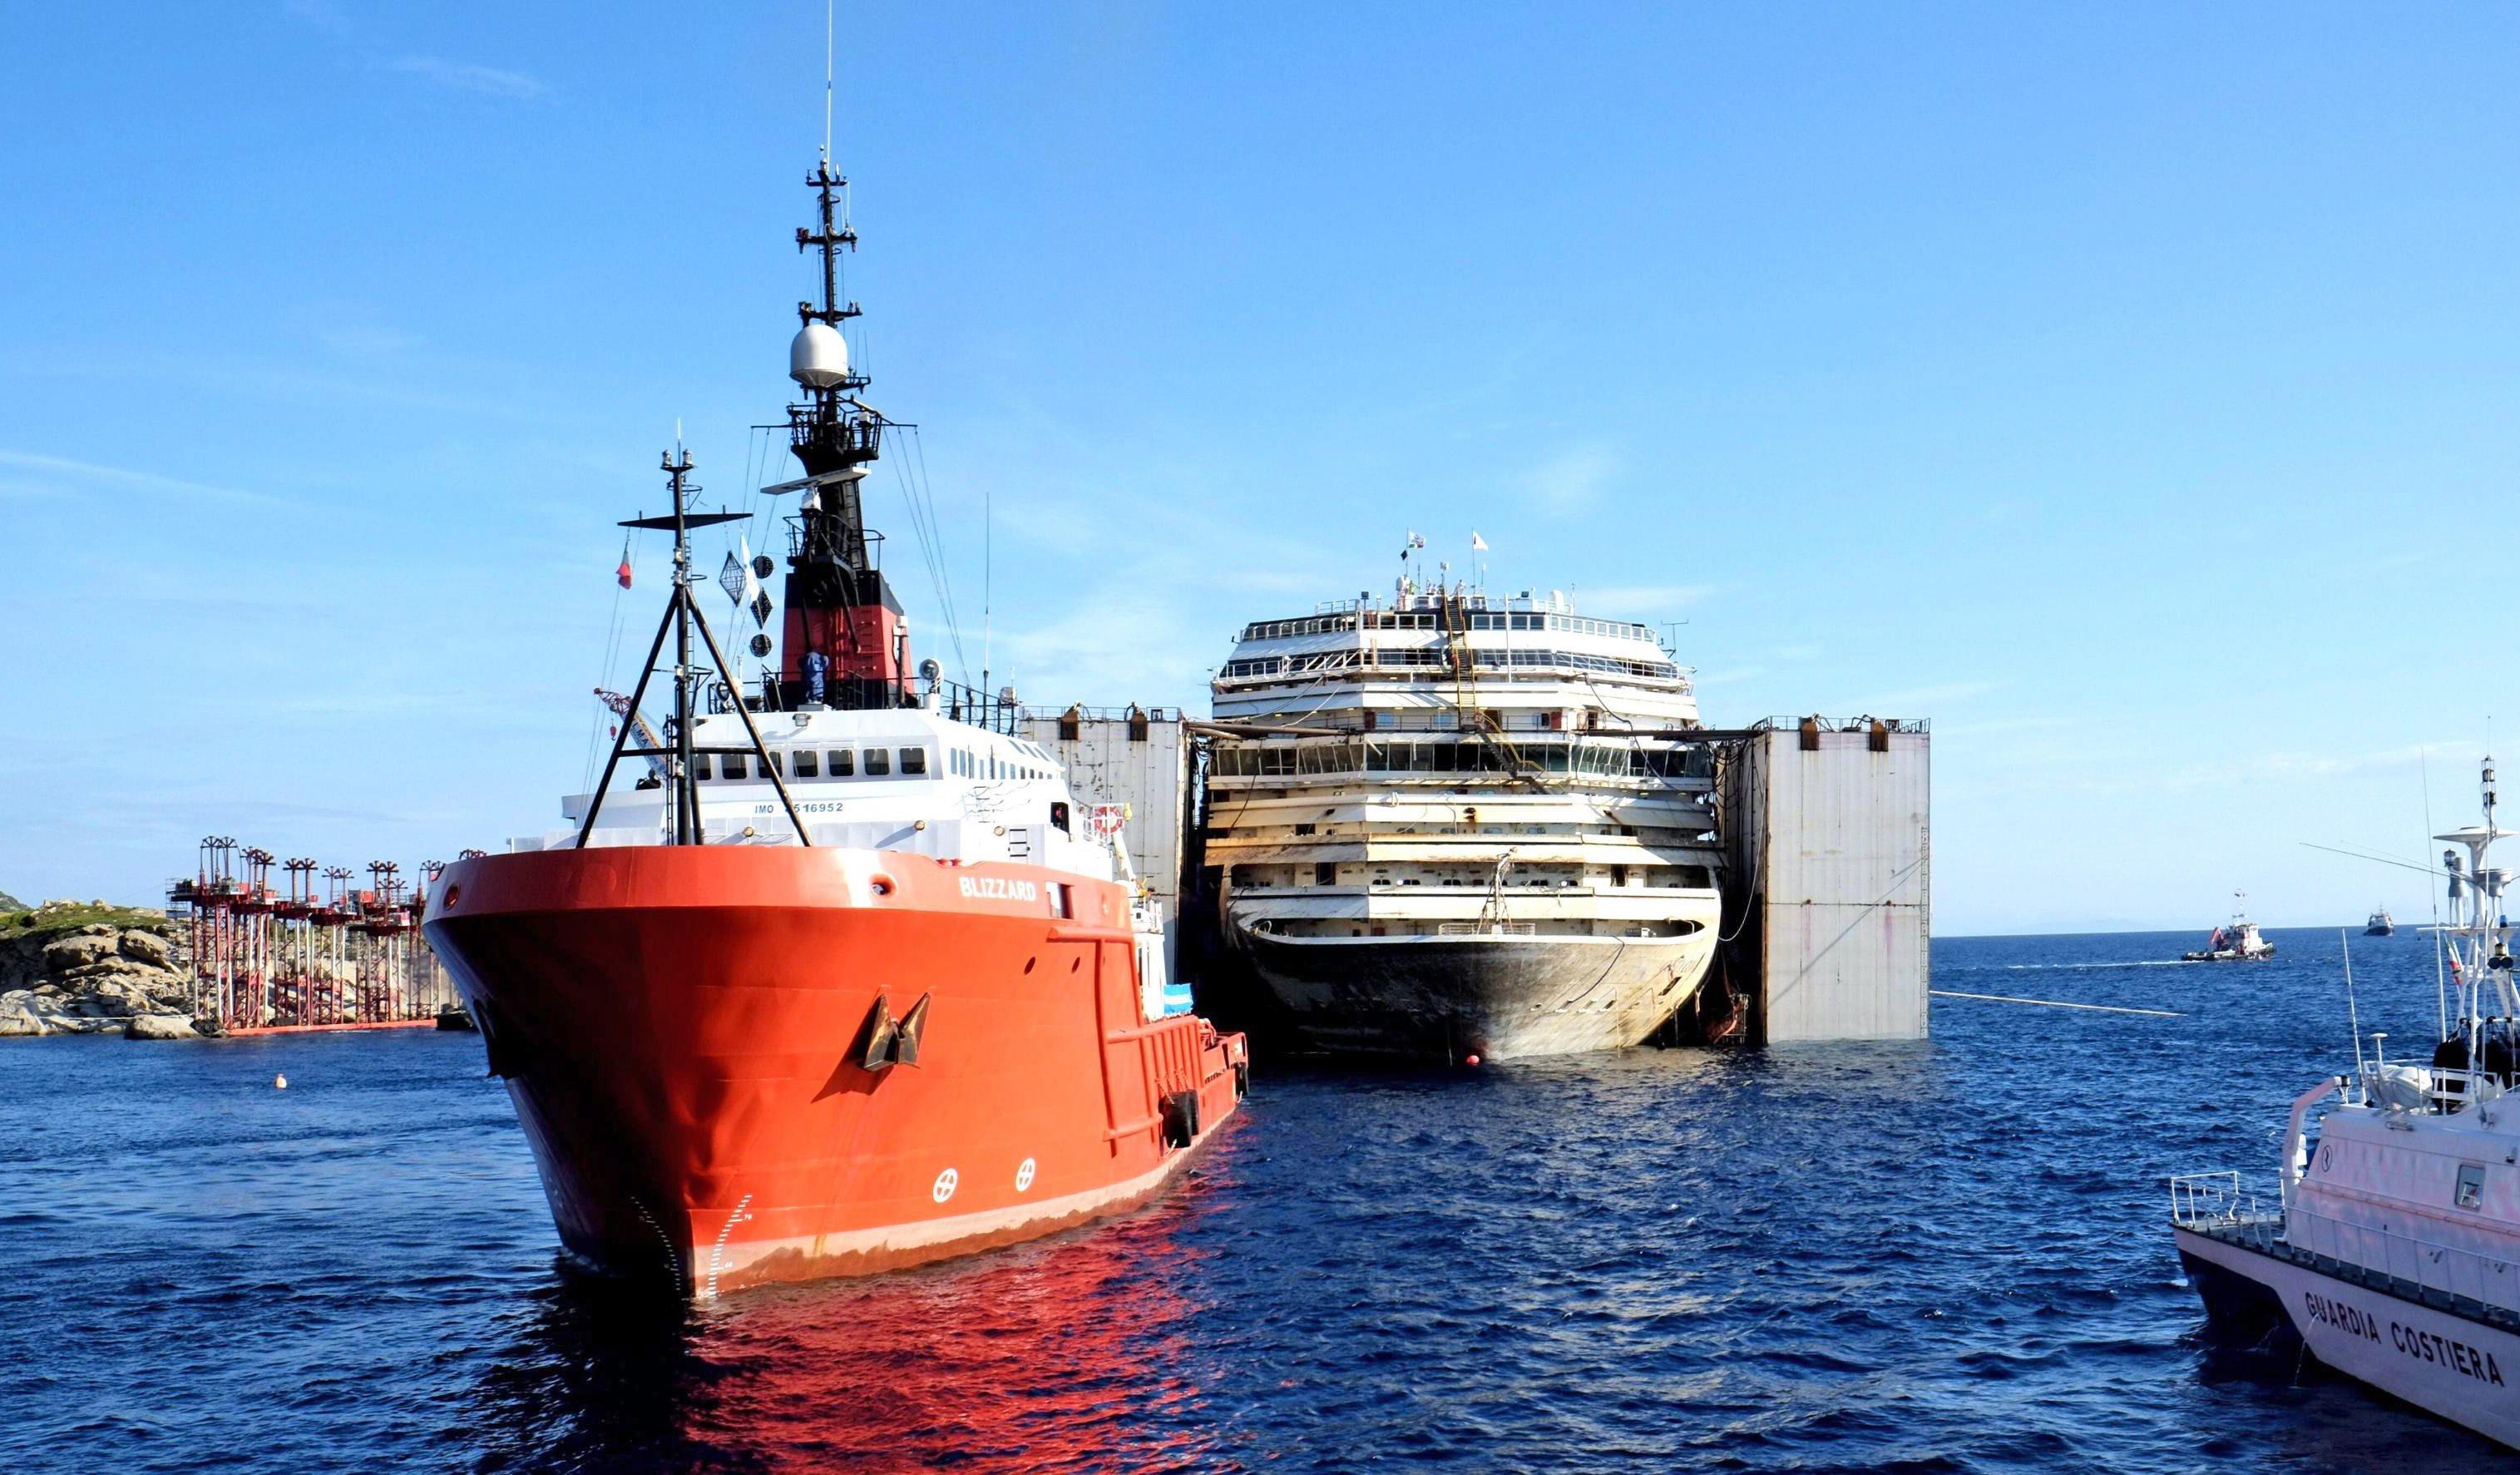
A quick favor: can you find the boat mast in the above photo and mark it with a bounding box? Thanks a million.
[774,138,908,712]
[576,455,815,849]
[667,448,699,844]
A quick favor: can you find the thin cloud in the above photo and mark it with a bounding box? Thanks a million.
[1933,714,2078,739]
[0,451,289,507]
[1525,443,1620,512]
[281,0,353,36]
[319,324,421,357]
[2159,740,2483,792]
[1847,680,1993,714]
[391,55,546,100]
[1577,583,1715,615]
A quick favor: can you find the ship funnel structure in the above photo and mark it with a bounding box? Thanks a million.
[790,322,850,388]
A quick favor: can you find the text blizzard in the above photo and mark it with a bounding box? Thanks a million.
[958,877,1041,903]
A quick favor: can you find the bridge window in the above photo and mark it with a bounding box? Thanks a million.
[865,748,892,777]
[689,755,711,780]
[721,753,747,780]
[828,749,855,778]
[793,750,819,779]
[901,747,928,776]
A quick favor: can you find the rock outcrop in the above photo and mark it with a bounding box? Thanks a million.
[124,1013,198,1041]
[0,901,195,1039]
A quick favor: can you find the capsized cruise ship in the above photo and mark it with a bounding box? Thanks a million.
[1205,567,1722,1060]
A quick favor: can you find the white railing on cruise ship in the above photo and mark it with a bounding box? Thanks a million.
[2285,1203,2520,1319]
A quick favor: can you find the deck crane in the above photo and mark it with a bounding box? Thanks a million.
[594,687,671,784]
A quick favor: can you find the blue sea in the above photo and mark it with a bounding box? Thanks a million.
[0,928,2498,1473]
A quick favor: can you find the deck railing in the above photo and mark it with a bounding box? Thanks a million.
[2285,1203,2520,1320]
[2169,1171,2273,1231]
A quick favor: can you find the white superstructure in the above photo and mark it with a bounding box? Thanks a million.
[2174,758,2520,1447]
[521,702,1187,1022]
[1205,580,1722,1059]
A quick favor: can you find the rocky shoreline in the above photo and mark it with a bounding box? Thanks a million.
[0,899,205,1040]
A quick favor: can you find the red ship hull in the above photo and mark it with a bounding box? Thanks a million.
[423,845,1248,1297]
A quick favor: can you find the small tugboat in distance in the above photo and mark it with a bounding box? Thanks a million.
[2182,893,2276,962]
[2365,906,2396,937]
[2172,757,2520,1448]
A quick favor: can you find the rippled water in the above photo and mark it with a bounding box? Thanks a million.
[2,929,2503,1473]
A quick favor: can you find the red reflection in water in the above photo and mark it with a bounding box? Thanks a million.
[684,1197,1233,1473]
[467,1161,1252,1474]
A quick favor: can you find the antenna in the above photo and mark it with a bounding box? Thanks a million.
[2426,748,2448,1042]
[981,478,993,703]
[2342,928,2367,1083]
[823,0,834,166]
[577,453,813,848]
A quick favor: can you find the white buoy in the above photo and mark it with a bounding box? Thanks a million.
[274,1072,289,1090]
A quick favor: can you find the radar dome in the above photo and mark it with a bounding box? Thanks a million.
[789,322,850,389]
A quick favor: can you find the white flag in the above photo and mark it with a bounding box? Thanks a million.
[737,535,764,609]
[1470,531,1488,552]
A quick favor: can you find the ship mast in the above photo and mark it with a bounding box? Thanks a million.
[2442,755,2517,1041]
[772,146,910,712]
[576,453,814,849]
[789,158,874,551]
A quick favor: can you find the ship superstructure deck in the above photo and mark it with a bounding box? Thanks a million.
[1206,582,1723,1058]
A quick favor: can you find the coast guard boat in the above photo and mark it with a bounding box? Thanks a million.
[2173,757,2520,1447]
[425,136,1245,1298]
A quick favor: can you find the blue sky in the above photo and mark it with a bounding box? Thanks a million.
[2,2,2514,933]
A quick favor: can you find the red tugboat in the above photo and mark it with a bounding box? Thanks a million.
[424,146,1247,1299]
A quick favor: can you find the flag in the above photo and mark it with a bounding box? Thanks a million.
[616,537,634,590]
[1470,531,1488,552]
[738,537,769,626]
